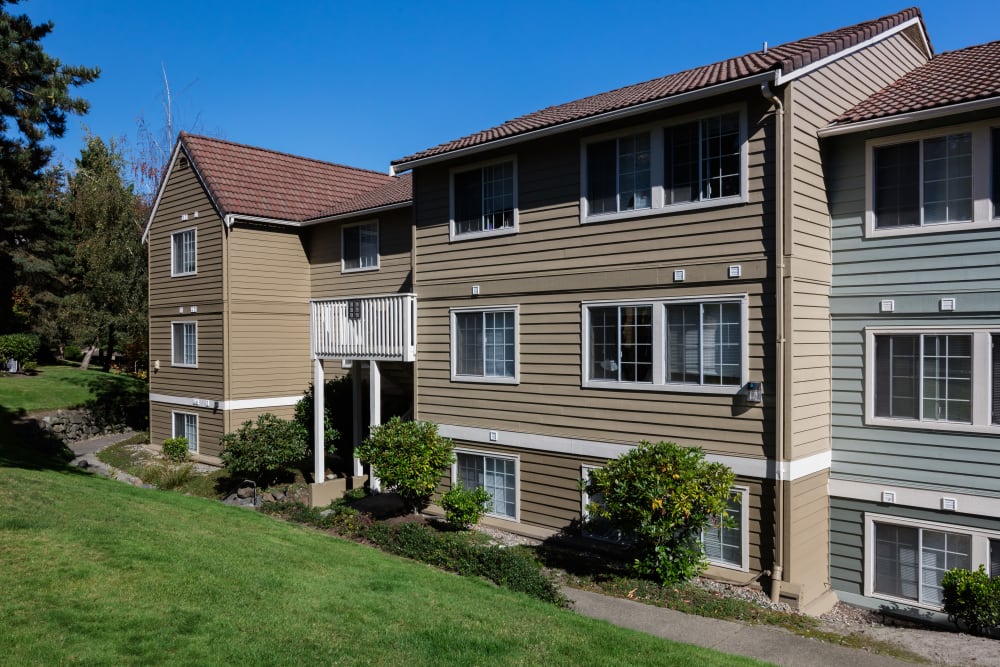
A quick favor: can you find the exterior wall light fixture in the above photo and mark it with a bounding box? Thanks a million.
[746,381,762,403]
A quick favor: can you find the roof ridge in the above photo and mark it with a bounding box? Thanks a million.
[179,132,391,178]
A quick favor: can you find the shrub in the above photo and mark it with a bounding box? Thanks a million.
[161,437,189,462]
[20,361,38,375]
[141,462,195,490]
[293,381,342,454]
[942,566,1000,635]
[442,483,491,528]
[220,413,308,482]
[0,333,40,365]
[356,417,454,512]
[585,440,735,584]
[64,344,83,362]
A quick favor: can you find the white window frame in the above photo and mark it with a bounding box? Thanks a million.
[701,486,750,572]
[170,227,197,277]
[341,219,380,273]
[171,410,199,453]
[864,326,999,434]
[170,321,198,368]
[452,448,520,522]
[864,513,1000,610]
[865,120,999,238]
[580,104,748,224]
[449,305,519,384]
[581,294,749,395]
[449,156,518,242]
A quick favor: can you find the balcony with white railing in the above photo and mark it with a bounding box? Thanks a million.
[311,293,416,362]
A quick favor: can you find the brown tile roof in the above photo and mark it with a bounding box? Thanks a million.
[180,133,394,221]
[309,173,412,220]
[832,40,1000,126]
[392,8,924,167]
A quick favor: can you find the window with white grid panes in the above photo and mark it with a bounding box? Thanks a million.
[456,452,517,519]
[451,308,517,382]
[342,221,378,271]
[171,228,196,276]
[172,412,198,452]
[701,488,747,570]
[171,322,197,367]
[874,334,971,423]
[452,160,516,237]
[586,132,652,215]
[873,522,970,607]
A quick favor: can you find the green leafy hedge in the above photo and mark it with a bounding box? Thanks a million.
[942,566,1000,635]
[221,413,307,482]
[0,333,40,366]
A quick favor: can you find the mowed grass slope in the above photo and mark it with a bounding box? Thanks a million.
[0,465,768,667]
[0,364,146,412]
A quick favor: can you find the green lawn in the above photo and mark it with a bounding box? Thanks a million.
[0,364,146,412]
[0,456,768,666]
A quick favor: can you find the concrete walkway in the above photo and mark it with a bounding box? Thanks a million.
[69,431,144,485]
[563,587,915,667]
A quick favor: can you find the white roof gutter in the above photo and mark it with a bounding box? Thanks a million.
[391,71,778,172]
[224,200,412,230]
[819,96,1000,137]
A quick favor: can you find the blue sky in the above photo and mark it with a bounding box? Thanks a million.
[20,1,1000,177]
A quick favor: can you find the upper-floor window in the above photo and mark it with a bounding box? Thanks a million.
[866,121,1000,237]
[586,132,652,215]
[342,220,379,272]
[450,307,518,383]
[866,327,999,433]
[451,158,517,240]
[582,295,748,394]
[580,107,747,224]
[171,321,197,367]
[171,228,196,276]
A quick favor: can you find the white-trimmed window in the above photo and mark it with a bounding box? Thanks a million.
[866,327,999,433]
[866,121,999,237]
[171,321,197,367]
[342,220,379,272]
[454,450,518,520]
[451,158,517,240]
[865,514,1000,609]
[582,295,749,394]
[171,228,196,276]
[701,487,749,571]
[172,411,199,453]
[581,465,628,543]
[450,307,518,383]
[580,106,747,223]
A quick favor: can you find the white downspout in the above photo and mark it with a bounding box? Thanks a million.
[369,360,382,492]
[761,80,786,604]
[313,358,325,484]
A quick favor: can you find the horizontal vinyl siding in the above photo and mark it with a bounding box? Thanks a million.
[414,94,774,462]
[150,403,225,458]
[308,208,413,298]
[829,117,1000,496]
[227,225,312,401]
[785,471,830,602]
[418,286,770,459]
[149,313,224,397]
[783,32,929,461]
[148,162,224,309]
[829,497,1000,597]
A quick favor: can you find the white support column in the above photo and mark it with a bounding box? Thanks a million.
[369,359,382,492]
[352,362,363,477]
[313,358,325,485]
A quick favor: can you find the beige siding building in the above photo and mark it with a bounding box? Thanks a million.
[144,8,949,615]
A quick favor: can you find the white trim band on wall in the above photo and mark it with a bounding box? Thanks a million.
[830,478,1000,518]
[436,424,831,481]
[150,393,304,411]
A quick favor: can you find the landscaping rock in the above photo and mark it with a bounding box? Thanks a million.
[261,492,274,503]
[236,486,255,499]
[271,490,285,502]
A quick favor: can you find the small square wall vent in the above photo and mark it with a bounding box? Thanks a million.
[728,265,742,278]
[881,490,896,504]
[880,300,895,313]
[940,298,956,311]
[941,497,958,512]
[673,269,685,282]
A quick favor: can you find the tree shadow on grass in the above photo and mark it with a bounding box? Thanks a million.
[0,405,79,472]
[85,373,148,432]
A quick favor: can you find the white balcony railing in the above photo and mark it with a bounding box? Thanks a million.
[311,293,416,362]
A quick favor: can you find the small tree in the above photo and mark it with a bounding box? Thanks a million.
[356,417,454,512]
[220,413,308,482]
[0,333,39,366]
[585,440,736,584]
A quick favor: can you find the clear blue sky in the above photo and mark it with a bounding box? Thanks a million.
[20,1,1000,176]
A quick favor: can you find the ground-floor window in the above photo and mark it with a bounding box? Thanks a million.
[455,451,517,519]
[866,514,1000,609]
[580,465,627,543]
[702,487,749,570]
[172,411,198,453]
